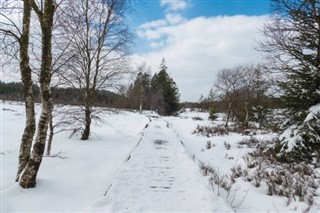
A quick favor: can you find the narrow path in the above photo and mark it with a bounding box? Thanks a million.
[88,118,230,212]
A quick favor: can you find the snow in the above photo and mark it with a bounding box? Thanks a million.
[164,112,317,212]
[305,103,320,122]
[1,101,149,212]
[1,102,319,212]
[280,124,308,154]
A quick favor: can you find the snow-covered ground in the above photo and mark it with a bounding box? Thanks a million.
[1,102,319,212]
[165,112,320,212]
[1,101,149,212]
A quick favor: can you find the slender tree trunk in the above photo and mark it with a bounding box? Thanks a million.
[139,85,144,113]
[225,96,235,128]
[225,103,232,128]
[225,110,230,128]
[46,86,55,156]
[244,101,249,129]
[46,114,54,156]
[19,0,55,188]
[16,0,36,182]
[81,105,91,140]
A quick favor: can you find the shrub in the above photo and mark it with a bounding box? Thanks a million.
[192,124,266,138]
[199,162,232,194]
[238,136,260,148]
[193,125,229,137]
[206,141,214,149]
[224,141,231,150]
[208,107,218,121]
[232,139,319,205]
[192,116,203,121]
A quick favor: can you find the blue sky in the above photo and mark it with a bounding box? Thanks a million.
[130,0,272,53]
[131,0,271,25]
[0,1,273,102]
[129,0,273,101]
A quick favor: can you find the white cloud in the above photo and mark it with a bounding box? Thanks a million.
[165,13,185,25]
[149,40,167,49]
[139,19,167,30]
[137,13,185,41]
[160,0,189,11]
[133,15,268,101]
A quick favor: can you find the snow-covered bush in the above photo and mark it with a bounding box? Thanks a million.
[231,165,248,181]
[238,136,261,148]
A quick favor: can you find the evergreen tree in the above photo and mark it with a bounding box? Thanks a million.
[260,0,320,162]
[208,106,218,121]
[151,58,180,116]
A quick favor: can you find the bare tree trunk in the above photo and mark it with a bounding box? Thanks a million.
[225,96,236,128]
[81,105,91,140]
[46,115,54,156]
[225,102,232,128]
[46,86,56,155]
[244,101,249,129]
[16,0,36,182]
[19,0,55,188]
[225,109,230,128]
[139,84,144,113]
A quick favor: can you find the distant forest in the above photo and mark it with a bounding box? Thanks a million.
[0,81,124,107]
[0,80,281,112]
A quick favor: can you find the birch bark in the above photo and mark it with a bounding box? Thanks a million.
[15,0,36,182]
[19,0,55,188]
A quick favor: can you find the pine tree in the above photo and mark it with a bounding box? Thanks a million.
[208,107,218,121]
[260,0,320,162]
[151,58,180,116]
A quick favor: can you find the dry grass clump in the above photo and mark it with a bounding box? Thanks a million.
[193,125,229,137]
[231,139,319,206]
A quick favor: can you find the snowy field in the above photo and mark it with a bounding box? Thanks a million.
[165,110,320,212]
[1,102,320,212]
[1,101,150,212]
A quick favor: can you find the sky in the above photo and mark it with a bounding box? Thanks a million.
[0,0,272,102]
[129,0,272,101]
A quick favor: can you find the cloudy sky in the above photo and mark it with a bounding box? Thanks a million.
[129,0,272,101]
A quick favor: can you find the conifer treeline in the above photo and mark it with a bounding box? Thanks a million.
[126,58,181,115]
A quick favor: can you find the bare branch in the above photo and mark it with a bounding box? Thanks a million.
[29,0,43,17]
